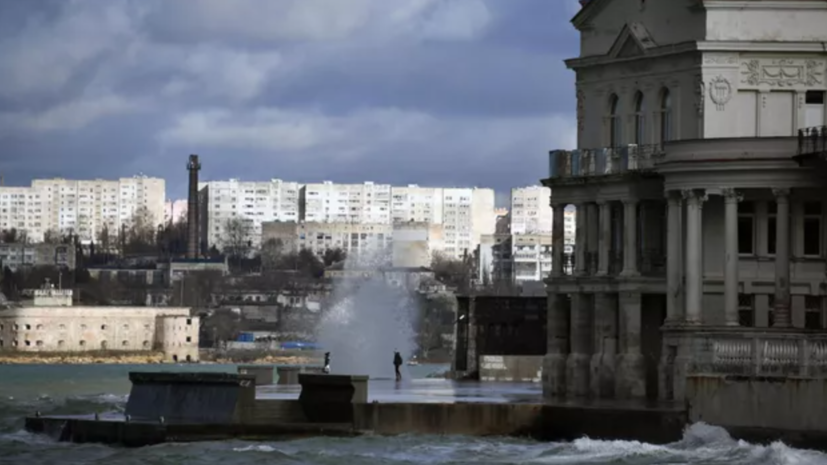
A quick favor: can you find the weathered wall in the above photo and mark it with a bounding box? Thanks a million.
[157,315,200,362]
[0,307,194,357]
[687,375,827,432]
[479,355,543,382]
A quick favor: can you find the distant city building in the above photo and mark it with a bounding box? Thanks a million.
[300,181,392,224]
[262,221,444,268]
[164,199,188,224]
[510,186,553,234]
[0,176,165,244]
[0,243,76,271]
[198,179,300,249]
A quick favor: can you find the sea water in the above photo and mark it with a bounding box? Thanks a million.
[1,364,827,465]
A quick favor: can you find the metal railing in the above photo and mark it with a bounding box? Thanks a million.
[688,329,827,378]
[797,126,827,156]
[548,144,662,179]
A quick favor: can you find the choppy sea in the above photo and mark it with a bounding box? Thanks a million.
[0,364,825,465]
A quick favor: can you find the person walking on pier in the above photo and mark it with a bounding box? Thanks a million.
[323,352,331,374]
[393,351,403,381]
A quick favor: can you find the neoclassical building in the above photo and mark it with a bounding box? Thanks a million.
[543,0,827,402]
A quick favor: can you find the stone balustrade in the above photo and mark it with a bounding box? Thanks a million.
[686,329,827,378]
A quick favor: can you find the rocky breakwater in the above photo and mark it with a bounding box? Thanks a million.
[0,351,167,364]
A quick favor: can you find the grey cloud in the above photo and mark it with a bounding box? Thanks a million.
[0,0,579,200]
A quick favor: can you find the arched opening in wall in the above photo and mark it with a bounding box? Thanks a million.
[36,340,43,347]
[79,340,86,347]
[142,340,150,348]
[101,340,108,350]
[122,340,129,347]
[101,324,107,330]
[659,88,673,143]
[36,324,44,330]
[185,355,192,362]
[634,91,646,144]
[172,355,179,362]
[609,94,622,147]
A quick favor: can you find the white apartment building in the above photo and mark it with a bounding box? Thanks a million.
[510,186,553,234]
[198,179,300,249]
[262,221,392,262]
[391,185,444,224]
[1,176,165,244]
[441,187,496,259]
[300,181,392,224]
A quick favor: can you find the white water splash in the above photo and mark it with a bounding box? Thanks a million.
[315,249,417,379]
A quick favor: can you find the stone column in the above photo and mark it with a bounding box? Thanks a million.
[566,294,592,396]
[773,188,791,328]
[616,292,646,399]
[683,189,706,324]
[723,188,742,326]
[620,198,639,277]
[587,203,599,274]
[574,203,588,276]
[543,293,569,398]
[665,191,684,322]
[589,293,617,398]
[551,203,566,278]
[596,200,611,276]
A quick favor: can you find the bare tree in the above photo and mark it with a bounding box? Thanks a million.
[222,217,253,259]
[1,228,18,243]
[431,252,473,292]
[124,207,157,255]
[261,238,285,270]
[97,223,114,253]
[322,247,347,266]
[43,228,61,244]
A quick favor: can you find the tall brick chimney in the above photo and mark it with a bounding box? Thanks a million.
[186,154,201,259]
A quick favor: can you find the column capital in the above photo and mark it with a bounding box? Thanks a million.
[621,198,639,207]
[771,187,790,200]
[665,190,683,205]
[721,188,743,203]
[681,189,707,203]
[595,199,609,206]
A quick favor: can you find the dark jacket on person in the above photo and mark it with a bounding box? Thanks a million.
[393,352,403,367]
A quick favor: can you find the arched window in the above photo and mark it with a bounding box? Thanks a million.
[660,88,673,143]
[634,91,646,144]
[609,94,622,147]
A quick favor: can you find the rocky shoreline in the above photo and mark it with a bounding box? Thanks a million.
[0,353,317,365]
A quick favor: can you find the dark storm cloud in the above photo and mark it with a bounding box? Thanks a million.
[0,0,580,199]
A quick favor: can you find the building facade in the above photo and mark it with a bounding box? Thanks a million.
[542,0,827,403]
[300,181,392,224]
[0,176,165,244]
[0,243,76,271]
[0,287,199,362]
[198,179,300,249]
[164,199,188,224]
[510,186,553,235]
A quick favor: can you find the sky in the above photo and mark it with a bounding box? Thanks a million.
[0,0,581,204]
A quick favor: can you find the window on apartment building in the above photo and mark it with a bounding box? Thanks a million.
[738,201,755,255]
[803,202,822,257]
[660,88,673,143]
[805,91,825,127]
[805,296,822,329]
[634,91,646,144]
[609,94,622,147]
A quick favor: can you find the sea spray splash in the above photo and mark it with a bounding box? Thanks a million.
[315,249,417,378]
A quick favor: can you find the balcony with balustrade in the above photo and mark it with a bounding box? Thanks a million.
[794,126,827,168]
[546,144,662,186]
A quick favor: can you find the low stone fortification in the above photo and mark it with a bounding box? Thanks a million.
[0,350,167,364]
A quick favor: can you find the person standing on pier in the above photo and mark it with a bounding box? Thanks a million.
[393,351,403,381]
[323,352,331,374]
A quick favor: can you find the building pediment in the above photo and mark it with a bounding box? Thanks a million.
[607,22,657,59]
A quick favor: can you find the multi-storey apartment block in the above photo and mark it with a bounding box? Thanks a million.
[391,185,444,224]
[1,176,165,244]
[198,179,300,249]
[510,186,553,235]
[541,0,827,410]
[299,181,392,224]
